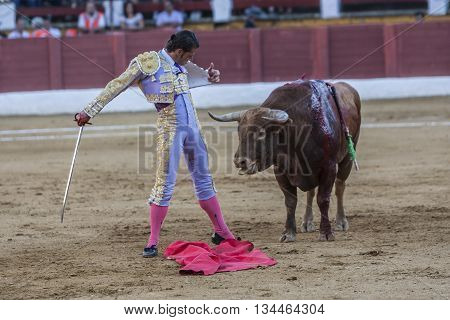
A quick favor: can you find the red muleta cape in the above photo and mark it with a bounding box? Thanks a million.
[164,239,277,275]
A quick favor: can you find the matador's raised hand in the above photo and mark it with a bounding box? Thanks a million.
[207,63,221,83]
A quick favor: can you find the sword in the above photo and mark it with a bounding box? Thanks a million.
[60,126,84,223]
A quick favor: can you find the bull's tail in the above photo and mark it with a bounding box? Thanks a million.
[329,85,359,171]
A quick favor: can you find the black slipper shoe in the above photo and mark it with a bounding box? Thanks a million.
[211,233,241,245]
[142,245,158,258]
[211,232,225,245]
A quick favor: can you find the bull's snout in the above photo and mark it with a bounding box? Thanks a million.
[234,157,249,169]
[234,157,258,175]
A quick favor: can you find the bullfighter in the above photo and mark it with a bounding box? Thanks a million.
[75,30,236,257]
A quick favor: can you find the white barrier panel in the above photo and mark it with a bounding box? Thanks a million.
[428,0,449,15]
[0,2,16,31]
[1,76,450,116]
[211,0,233,23]
[321,0,341,19]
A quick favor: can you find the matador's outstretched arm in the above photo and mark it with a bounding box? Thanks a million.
[83,52,160,118]
[83,61,142,118]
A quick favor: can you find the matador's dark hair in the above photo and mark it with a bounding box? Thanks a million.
[165,30,200,52]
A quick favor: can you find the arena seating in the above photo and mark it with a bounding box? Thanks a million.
[17,0,429,20]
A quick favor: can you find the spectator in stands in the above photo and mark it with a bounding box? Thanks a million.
[155,0,184,31]
[268,5,292,15]
[244,14,256,29]
[8,17,30,39]
[103,0,124,29]
[65,28,78,37]
[31,17,61,38]
[415,11,425,21]
[210,0,233,28]
[245,6,267,19]
[244,6,266,28]
[44,18,62,38]
[30,17,46,37]
[78,0,106,34]
[120,1,144,30]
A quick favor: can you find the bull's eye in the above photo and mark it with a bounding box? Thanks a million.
[257,128,266,140]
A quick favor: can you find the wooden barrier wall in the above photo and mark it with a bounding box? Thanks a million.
[1,21,449,93]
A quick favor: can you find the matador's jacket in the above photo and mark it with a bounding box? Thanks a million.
[84,49,216,206]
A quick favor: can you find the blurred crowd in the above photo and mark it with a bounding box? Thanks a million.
[11,0,183,8]
[4,0,193,39]
[6,0,431,39]
[8,15,62,39]
[2,0,252,39]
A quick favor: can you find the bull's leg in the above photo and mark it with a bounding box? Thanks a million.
[275,174,297,243]
[300,188,316,232]
[335,156,353,231]
[335,179,349,231]
[317,165,336,241]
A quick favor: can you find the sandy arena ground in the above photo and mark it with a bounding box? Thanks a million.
[0,97,449,299]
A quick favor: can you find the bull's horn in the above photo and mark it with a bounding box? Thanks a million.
[208,111,243,122]
[262,109,290,124]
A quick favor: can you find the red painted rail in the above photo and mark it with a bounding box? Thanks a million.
[1,21,449,93]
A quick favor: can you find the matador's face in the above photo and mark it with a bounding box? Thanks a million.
[173,48,197,66]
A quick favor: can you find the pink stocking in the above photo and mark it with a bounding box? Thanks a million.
[146,204,169,247]
[199,195,235,240]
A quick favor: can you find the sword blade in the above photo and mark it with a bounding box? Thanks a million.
[60,126,84,223]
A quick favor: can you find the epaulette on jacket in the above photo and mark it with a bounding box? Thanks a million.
[132,51,160,76]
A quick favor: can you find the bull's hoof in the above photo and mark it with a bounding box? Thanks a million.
[300,221,316,233]
[318,232,335,241]
[335,219,349,231]
[279,232,296,243]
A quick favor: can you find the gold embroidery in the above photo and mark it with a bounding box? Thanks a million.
[158,52,173,75]
[174,86,188,94]
[83,101,103,117]
[145,93,175,104]
[160,84,174,94]
[162,61,172,72]
[148,104,177,205]
[159,72,173,83]
[84,61,142,117]
[134,51,160,76]
[175,73,188,84]
[174,73,190,94]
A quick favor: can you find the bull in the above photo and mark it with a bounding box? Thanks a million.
[209,80,361,242]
